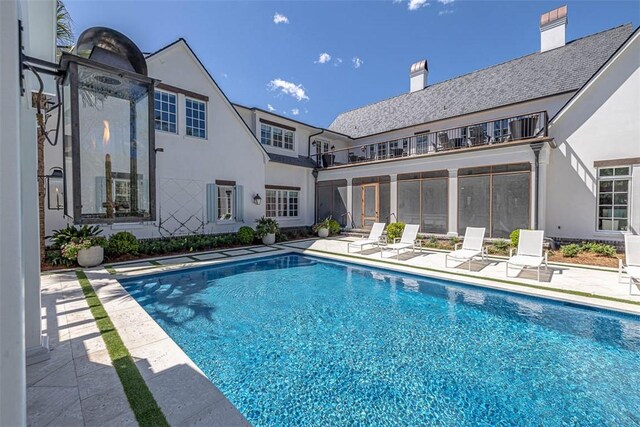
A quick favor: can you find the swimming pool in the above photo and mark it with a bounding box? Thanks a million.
[120,254,640,426]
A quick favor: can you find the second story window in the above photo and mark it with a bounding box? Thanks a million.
[154,91,177,133]
[186,98,206,138]
[260,123,295,150]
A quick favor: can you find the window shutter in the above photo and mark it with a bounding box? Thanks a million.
[206,183,217,223]
[235,185,244,222]
[95,176,106,212]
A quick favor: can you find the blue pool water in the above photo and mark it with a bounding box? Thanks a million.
[120,254,640,426]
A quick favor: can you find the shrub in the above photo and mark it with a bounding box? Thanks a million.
[493,239,510,251]
[386,222,405,241]
[581,242,617,257]
[107,231,139,256]
[328,219,341,235]
[449,235,461,245]
[424,236,439,248]
[255,217,279,238]
[49,224,102,248]
[560,243,581,257]
[236,226,255,245]
[510,229,520,248]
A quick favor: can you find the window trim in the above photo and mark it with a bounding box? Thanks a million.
[265,188,300,219]
[260,122,295,151]
[595,166,631,233]
[185,97,207,139]
[154,90,178,134]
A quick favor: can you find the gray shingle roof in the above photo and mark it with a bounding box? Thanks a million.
[268,153,318,168]
[329,25,634,139]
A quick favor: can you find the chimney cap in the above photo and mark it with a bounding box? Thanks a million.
[410,59,428,75]
[540,5,567,28]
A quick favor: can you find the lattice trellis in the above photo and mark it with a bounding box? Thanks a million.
[158,178,205,237]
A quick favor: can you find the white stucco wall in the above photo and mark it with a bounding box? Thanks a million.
[546,32,640,241]
[265,162,315,227]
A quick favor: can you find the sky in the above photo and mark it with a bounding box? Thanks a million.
[65,0,639,128]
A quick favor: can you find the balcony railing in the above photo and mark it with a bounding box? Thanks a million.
[312,111,547,168]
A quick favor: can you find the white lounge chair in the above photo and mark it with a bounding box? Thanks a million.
[347,222,386,253]
[506,230,548,281]
[619,234,640,294]
[445,227,487,271]
[381,224,420,260]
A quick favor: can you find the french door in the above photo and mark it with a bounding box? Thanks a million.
[361,184,379,228]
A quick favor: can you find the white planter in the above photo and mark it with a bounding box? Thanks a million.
[262,233,276,245]
[317,228,329,238]
[77,246,104,268]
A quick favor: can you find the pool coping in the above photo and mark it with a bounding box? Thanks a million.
[82,248,294,426]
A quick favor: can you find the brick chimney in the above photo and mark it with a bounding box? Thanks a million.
[409,60,428,93]
[540,5,568,52]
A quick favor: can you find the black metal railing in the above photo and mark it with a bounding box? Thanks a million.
[312,111,547,168]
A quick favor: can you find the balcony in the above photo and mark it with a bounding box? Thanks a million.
[313,111,548,168]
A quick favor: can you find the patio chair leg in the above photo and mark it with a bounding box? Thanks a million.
[537,266,540,282]
[468,259,471,271]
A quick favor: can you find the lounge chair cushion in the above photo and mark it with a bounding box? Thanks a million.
[387,242,414,250]
[508,255,544,268]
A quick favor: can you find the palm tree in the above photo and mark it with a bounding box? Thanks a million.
[39,1,74,264]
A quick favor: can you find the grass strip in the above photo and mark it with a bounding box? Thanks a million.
[103,265,117,275]
[148,260,163,266]
[75,270,169,427]
[303,247,640,308]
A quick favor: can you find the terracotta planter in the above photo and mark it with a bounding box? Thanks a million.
[317,228,329,238]
[77,246,104,268]
[262,233,276,245]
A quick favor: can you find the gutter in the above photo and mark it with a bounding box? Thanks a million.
[308,129,325,224]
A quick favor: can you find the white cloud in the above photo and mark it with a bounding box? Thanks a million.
[267,104,276,112]
[408,0,429,10]
[334,58,343,67]
[268,78,309,101]
[221,72,228,78]
[438,0,454,4]
[315,52,331,64]
[439,9,454,15]
[352,56,363,69]
[291,108,300,116]
[273,13,289,24]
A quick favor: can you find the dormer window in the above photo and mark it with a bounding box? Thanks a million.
[260,120,295,150]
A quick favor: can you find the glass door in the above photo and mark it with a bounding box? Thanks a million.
[361,184,379,228]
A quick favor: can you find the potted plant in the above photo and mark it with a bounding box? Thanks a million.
[255,217,279,245]
[77,236,108,267]
[313,217,332,238]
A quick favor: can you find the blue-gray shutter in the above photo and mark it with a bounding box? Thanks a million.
[95,176,106,212]
[206,183,217,223]
[234,185,244,222]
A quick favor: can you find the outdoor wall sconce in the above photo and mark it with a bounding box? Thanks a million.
[46,168,64,210]
[21,26,157,224]
[253,193,262,205]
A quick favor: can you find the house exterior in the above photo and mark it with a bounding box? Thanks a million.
[43,7,639,246]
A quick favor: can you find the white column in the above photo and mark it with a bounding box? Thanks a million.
[390,174,398,223]
[447,168,458,236]
[346,177,353,229]
[537,145,550,232]
[530,160,537,230]
[0,0,27,424]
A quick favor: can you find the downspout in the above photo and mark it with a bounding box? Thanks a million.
[308,129,325,224]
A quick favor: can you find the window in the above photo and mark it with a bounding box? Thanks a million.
[597,167,631,232]
[260,123,295,150]
[217,185,234,221]
[186,98,206,138]
[154,91,177,133]
[265,189,299,218]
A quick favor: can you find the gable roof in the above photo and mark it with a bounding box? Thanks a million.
[550,26,640,126]
[146,39,270,162]
[328,24,634,139]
